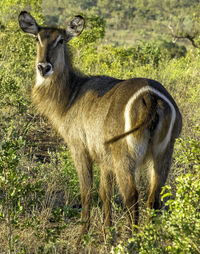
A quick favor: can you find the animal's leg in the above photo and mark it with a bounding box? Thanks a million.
[147,142,175,210]
[146,160,160,210]
[78,167,93,235]
[71,149,93,244]
[115,167,139,229]
[99,170,113,228]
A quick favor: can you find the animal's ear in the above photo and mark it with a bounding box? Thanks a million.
[18,11,39,36]
[65,15,85,41]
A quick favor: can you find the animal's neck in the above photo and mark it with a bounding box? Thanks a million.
[32,63,84,128]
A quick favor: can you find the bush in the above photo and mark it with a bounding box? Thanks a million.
[159,41,187,59]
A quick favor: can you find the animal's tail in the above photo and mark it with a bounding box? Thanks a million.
[105,103,157,145]
[105,121,148,145]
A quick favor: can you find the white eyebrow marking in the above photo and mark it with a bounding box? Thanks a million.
[53,35,62,48]
[38,34,44,47]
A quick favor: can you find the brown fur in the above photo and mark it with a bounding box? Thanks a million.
[19,11,182,243]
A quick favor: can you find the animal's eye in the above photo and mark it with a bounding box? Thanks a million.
[58,38,64,44]
[53,36,64,48]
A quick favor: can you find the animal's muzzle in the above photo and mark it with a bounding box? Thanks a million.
[37,62,53,77]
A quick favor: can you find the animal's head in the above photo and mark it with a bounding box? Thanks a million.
[18,11,84,80]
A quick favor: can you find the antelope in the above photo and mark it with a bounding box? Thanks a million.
[19,11,182,242]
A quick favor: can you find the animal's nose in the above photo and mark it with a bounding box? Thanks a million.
[37,62,53,77]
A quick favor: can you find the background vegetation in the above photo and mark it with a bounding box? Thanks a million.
[0,0,199,253]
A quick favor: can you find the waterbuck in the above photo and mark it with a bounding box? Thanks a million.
[19,11,182,241]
